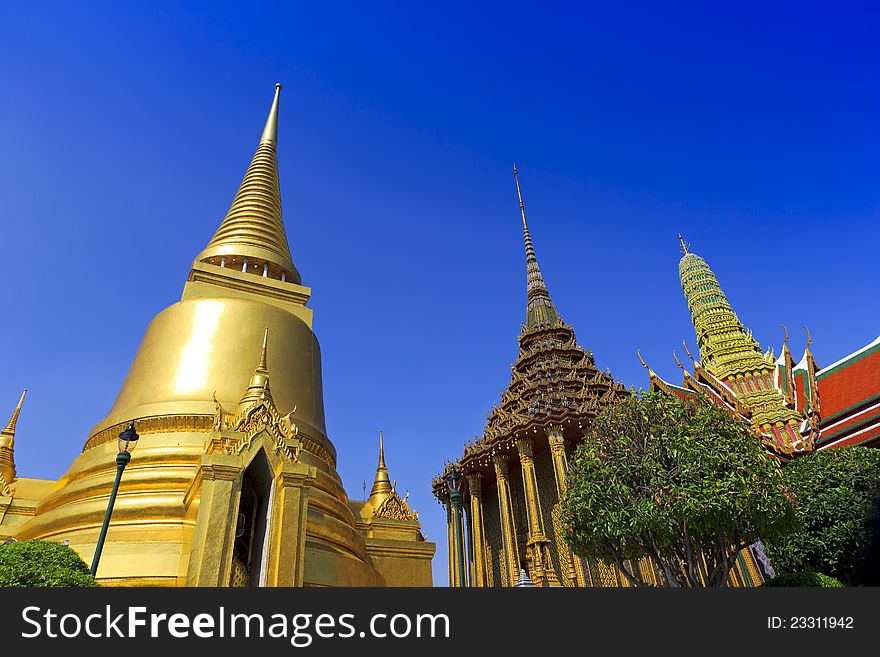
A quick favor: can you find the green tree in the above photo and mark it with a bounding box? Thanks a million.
[561,392,797,587]
[763,446,880,585]
[0,539,99,587]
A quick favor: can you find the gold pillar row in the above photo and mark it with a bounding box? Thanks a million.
[515,436,559,586]
[492,453,520,587]
[465,472,488,587]
[548,428,586,587]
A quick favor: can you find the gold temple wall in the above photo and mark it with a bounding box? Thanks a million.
[480,479,504,587]
[455,441,767,588]
[534,448,565,584]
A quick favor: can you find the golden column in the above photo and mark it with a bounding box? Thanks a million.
[465,472,488,586]
[548,427,587,586]
[492,453,520,587]
[515,436,560,586]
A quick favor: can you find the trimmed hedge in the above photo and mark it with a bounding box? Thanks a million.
[761,572,844,588]
[0,540,99,587]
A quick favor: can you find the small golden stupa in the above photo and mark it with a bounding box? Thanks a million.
[1,84,434,586]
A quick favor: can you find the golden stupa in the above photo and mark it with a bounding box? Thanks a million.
[1,85,434,586]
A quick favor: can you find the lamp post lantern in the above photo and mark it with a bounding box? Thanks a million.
[89,422,139,576]
[445,464,467,587]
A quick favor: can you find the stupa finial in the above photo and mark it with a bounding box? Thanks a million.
[2,389,26,436]
[512,165,560,328]
[260,83,282,145]
[369,430,393,506]
[194,83,301,285]
[678,233,690,254]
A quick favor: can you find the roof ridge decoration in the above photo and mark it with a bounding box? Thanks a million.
[194,83,302,284]
[513,164,560,330]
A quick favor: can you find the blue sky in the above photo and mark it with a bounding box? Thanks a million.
[1,2,877,586]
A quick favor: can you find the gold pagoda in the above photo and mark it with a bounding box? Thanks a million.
[432,169,767,587]
[0,85,434,587]
[641,236,819,458]
[432,167,632,587]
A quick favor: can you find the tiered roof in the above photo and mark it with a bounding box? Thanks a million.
[433,167,628,492]
[646,238,817,457]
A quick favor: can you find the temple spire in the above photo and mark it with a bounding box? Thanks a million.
[368,430,393,506]
[194,83,302,284]
[0,389,25,487]
[257,325,269,371]
[238,328,271,410]
[2,389,26,436]
[260,83,282,145]
[679,244,768,379]
[512,164,559,329]
[678,233,689,254]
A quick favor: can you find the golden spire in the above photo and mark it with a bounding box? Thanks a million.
[238,328,271,410]
[257,324,269,370]
[513,164,559,329]
[195,83,302,284]
[0,389,25,486]
[260,83,282,145]
[2,389,26,437]
[368,430,393,506]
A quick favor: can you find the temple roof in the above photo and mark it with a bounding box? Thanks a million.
[194,84,302,284]
[434,170,629,487]
[818,334,880,377]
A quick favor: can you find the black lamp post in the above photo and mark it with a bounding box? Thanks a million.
[89,422,139,576]
[445,465,467,587]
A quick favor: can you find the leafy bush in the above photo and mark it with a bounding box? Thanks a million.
[761,572,844,587]
[562,392,796,587]
[763,446,880,585]
[0,540,99,587]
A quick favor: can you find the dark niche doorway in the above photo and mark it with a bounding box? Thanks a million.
[232,449,274,587]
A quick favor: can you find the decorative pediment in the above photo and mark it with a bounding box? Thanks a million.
[374,490,419,522]
[212,390,301,462]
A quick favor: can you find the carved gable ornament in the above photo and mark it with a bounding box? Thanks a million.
[212,390,301,462]
[374,490,418,522]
